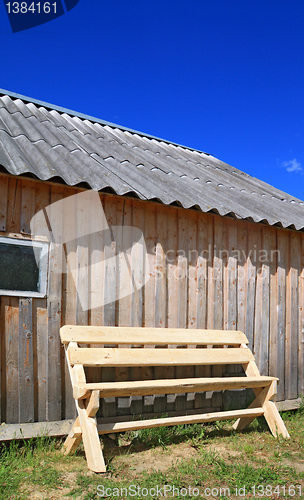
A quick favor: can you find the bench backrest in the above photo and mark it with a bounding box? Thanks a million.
[60,326,251,369]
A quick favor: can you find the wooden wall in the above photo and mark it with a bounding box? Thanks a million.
[0,173,303,424]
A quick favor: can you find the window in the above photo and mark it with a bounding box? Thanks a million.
[0,237,48,297]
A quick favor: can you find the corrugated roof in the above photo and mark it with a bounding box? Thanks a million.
[0,89,303,231]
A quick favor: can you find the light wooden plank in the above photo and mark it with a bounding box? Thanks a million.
[298,233,304,397]
[18,298,34,423]
[0,175,8,231]
[285,230,293,401]
[4,297,19,423]
[46,185,63,421]
[253,226,263,369]
[60,326,248,345]
[20,180,36,235]
[286,231,300,400]
[103,196,117,326]
[258,227,272,375]
[143,202,156,328]
[74,376,276,398]
[36,305,48,422]
[89,193,105,326]
[115,198,132,415]
[130,202,145,415]
[276,230,288,401]
[101,196,117,418]
[97,408,264,434]
[68,346,254,367]
[155,205,167,327]
[196,213,209,329]
[0,419,75,440]
[237,221,247,334]
[6,177,22,232]
[269,228,279,382]
[246,223,258,351]
[131,200,144,327]
[225,220,237,331]
[60,191,78,420]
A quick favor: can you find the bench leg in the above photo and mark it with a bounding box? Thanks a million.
[63,390,106,472]
[63,417,82,455]
[233,382,289,438]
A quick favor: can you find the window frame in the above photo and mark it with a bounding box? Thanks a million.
[0,236,49,298]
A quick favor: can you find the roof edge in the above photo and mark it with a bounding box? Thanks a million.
[0,88,209,155]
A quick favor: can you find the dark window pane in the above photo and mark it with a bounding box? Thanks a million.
[0,243,41,292]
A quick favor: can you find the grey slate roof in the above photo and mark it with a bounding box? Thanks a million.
[0,89,303,231]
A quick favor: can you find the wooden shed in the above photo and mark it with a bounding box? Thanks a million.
[0,89,303,439]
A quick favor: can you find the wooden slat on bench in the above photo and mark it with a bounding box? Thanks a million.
[74,376,277,398]
[96,408,264,434]
[68,347,254,367]
[60,326,248,345]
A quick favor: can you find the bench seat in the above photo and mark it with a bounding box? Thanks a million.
[73,376,278,399]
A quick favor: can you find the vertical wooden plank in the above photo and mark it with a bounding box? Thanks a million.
[195,213,209,410]
[269,229,279,382]
[155,205,167,327]
[253,226,263,368]
[196,213,209,330]
[246,224,259,351]
[223,220,237,385]
[75,192,89,325]
[115,198,132,416]
[276,230,288,401]
[143,203,156,328]
[298,233,304,397]
[255,227,271,375]
[175,209,188,412]
[36,304,48,422]
[142,203,156,415]
[286,231,299,400]
[212,216,224,408]
[19,298,34,423]
[130,201,145,415]
[237,222,248,334]
[132,201,144,327]
[103,196,117,327]
[188,211,198,329]
[207,216,215,330]
[89,193,106,326]
[154,205,168,413]
[165,206,178,412]
[101,196,117,418]
[20,180,36,235]
[225,220,237,331]
[61,190,77,419]
[46,185,63,421]
[4,297,19,423]
[186,211,197,410]
[167,207,178,329]
[0,175,8,232]
[6,177,22,233]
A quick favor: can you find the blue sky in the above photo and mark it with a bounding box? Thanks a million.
[0,0,303,201]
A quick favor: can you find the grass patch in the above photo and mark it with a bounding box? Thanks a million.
[0,410,304,499]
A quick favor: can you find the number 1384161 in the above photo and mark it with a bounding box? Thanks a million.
[6,2,57,14]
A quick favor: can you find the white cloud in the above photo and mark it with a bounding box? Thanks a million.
[281,158,303,174]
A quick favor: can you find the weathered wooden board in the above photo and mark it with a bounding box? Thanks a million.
[18,298,34,423]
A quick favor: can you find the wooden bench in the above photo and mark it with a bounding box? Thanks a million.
[60,325,290,473]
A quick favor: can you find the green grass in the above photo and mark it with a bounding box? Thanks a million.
[0,410,304,499]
